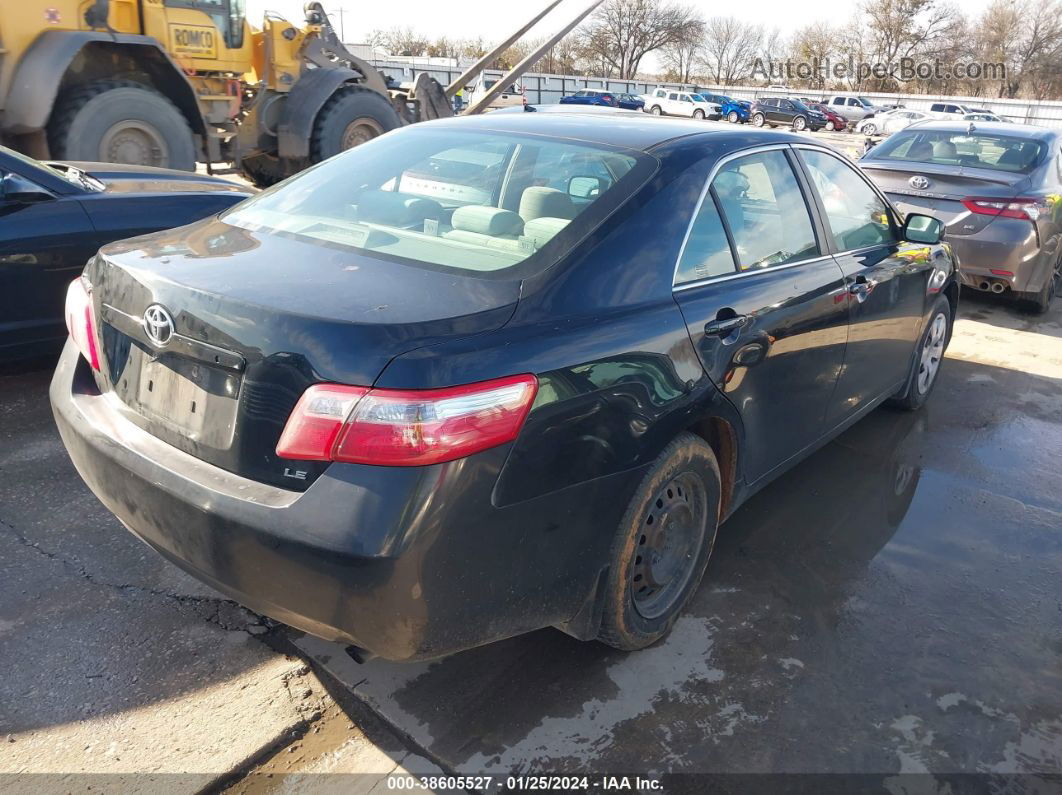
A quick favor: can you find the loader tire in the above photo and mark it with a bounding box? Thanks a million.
[48,80,196,171]
[239,153,287,188]
[310,85,401,162]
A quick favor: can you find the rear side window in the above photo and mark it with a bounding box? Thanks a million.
[800,149,898,250]
[676,194,736,284]
[872,131,1046,173]
[833,98,844,105]
[224,128,650,275]
[712,150,819,271]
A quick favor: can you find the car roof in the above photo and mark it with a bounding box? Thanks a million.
[423,111,809,152]
[899,120,1055,140]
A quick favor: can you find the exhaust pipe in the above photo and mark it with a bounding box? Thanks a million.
[979,280,991,291]
[990,281,1005,294]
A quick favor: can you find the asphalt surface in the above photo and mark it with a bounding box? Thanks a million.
[1,289,1059,787]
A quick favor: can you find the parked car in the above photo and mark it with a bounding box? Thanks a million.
[700,93,751,123]
[823,95,885,121]
[927,102,991,120]
[0,146,251,363]
[964,112,1004,122]
[750,97,828,131]
[559,89,616,107]
[857,109,932,135]
[465,79,524,110]
[643,88,721,119]
[806,102,848,131]
[52,114,957,662]
[861,121,1061,312]
[616,93,645,111]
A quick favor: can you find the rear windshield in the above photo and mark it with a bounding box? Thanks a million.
[224,128,652,275]
[871,130,1046,173]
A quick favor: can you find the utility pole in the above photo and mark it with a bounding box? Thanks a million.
[328,6,346,41]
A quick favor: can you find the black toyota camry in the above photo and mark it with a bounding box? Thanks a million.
[51,113,958,661]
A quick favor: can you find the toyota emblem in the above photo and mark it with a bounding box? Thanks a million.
[142,304,175,347]
[909,175,931,190]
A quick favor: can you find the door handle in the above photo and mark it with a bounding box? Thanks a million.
[848,275,877,301]
[704,314,749,337]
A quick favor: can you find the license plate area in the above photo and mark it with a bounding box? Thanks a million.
[112,342,240,448]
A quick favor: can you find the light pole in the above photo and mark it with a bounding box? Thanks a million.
[325,6,346,41]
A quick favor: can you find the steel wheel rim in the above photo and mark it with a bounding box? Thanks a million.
[864,124,876,135]
[100,121,169,167]
[917,313,947,394]
[630,471,708,620]
[341,117,385,149]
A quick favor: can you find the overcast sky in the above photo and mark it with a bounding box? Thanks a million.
[248,0,996,62]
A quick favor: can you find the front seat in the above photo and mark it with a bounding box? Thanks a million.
[518,187,577,223]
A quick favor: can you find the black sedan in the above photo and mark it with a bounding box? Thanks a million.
[0,146,252,362]
[51,114,957,660]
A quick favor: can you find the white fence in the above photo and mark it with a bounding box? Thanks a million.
[369,58,1062,129]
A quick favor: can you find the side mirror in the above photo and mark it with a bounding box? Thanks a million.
[0,173,54,204]
[568,176,604,199]
[903,213,944,244]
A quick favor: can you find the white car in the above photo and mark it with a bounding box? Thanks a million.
[643,88,722,120]
[964,112,1004,122]
[927,102,993,120]
[465,79,524,111]
[822,95,886,121]
[857,109,931,135]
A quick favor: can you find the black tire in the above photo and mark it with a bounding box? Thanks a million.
[727,110,739,123]
[888,296,952,411]
[862,122,877,135]
[48,80,196,171]
[239,153,287,188]
[693,108,705,119]
[310,85,402,162]
[596,433,720,651]
[793,115,807,131]
[752,112,765,127]
[651,105,663,116]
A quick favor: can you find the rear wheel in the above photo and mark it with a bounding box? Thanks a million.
[596,433,720,651]
[48,80,196,170]
[752,112,765,127]
[693,108,705,119]
[651,105,663,116]
[727,110,739,123]
[889,296,951,411]
[311,85,402,162]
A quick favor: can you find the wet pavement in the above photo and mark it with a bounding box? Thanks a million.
[295,291,1062,777]
[1,290,1059,784]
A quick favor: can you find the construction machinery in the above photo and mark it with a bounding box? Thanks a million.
[0,0,601,186]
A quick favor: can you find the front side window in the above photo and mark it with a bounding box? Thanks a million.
[669,93,679,101]
[711,150,819,271]
[224,128,649,275]
[800,149,897,251]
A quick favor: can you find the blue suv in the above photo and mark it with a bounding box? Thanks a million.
[701,93,751,123]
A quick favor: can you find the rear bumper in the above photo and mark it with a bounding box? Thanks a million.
[50,343,639,660]
[946,223,1052,295]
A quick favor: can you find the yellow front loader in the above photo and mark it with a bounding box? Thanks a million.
[0,0,600,185]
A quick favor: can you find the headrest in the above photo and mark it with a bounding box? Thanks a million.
[519,187,576,221]
[451,205,524,236]
[355,190,441,226]
[906,141,934,160]
[523,217,569,248]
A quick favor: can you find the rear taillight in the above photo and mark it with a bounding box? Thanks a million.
[277,375,538,467]
[64,276,100,371]
[962,197,1044,221]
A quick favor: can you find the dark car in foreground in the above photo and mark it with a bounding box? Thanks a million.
[52,114,957,661]
[0,146,252,361]
[861,121,1061,312]
[750,97,828,131]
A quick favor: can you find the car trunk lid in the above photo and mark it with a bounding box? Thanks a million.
[86,218,520,490]
[862,161,1031,236]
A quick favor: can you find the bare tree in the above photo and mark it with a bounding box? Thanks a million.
[862,0,961,89]
[368,26,430,57]
[577,0,701,79]
[702,17,765,86]
[660,17,706,83]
